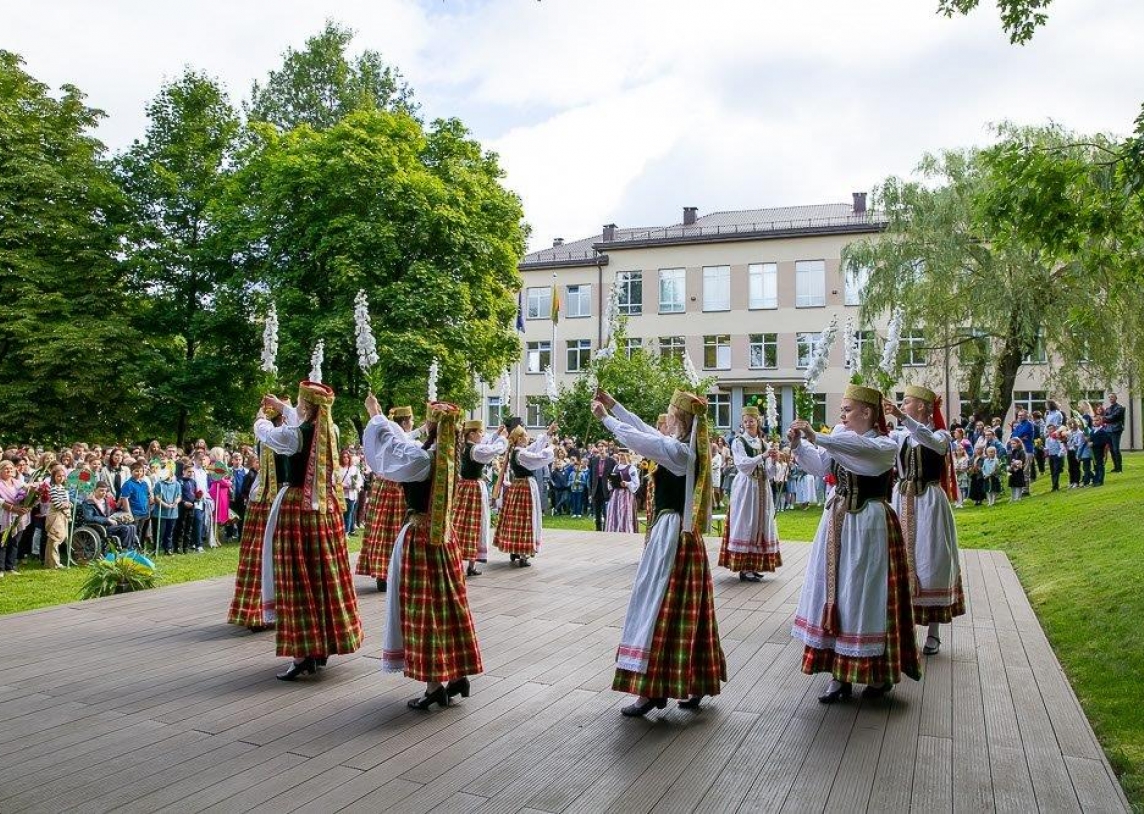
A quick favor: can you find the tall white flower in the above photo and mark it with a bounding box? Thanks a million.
[842,316,856,370]
[499,370,511,415]
[260,304,278,375]
[682,351,701,388]
[309,339,325,384]
[765,384,778,432]
[880,309,903,376]
[804,315,838,393]
[353,289,379,376]
[427,358,439,403]
[544,365,559,402]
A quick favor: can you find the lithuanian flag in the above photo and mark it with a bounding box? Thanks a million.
[550,284,561,325]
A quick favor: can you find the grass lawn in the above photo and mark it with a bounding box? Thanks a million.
[2,459,1141,805]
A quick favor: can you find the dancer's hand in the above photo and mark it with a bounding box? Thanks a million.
[787,426,801,448]
[261,394,287,415]
[364,393,380,417]
[791,420,816,445]
[590,400,607,420]
[547,422,559,436]
[594,388,616,409]
[883,399,904,420]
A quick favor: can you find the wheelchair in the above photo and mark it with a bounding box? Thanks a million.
[68,519,117,565]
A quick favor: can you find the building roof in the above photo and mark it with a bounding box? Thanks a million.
[519,200,885,270]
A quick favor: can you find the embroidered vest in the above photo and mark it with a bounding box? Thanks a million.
[286,424,314,487]
[652,464,687,515]
[510,449,533,479]
[460,443,484,481]
[830,461,893,513]
[902,441,945,492]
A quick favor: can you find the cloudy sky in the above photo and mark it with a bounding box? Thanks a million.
[7,0,1143,250]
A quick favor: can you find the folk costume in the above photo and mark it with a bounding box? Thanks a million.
[363,403,483,710]
[255,382,362,680]
[604,393,726,716]
[227,403,297,630]
[453,421,508,576]
[492,427,555,566]
[357,406,416,592]
[718,407,782,581]
[791,385,921,702]
[604,452,640,533]
[889,386,965,655]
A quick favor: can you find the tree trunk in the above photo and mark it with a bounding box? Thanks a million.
[351,414,364,446]
[987,308,1032,421]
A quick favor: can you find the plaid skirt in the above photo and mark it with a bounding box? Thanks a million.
[718,520,782,573]
[273,488,363,658]
[801,508,921,685]
[356,478,406,579]
[452,479,486,562]
[227,499,272,628]
[914,578,967,625]
[395,522,483,682]
[493,479,537,556]
[614,531,727,699]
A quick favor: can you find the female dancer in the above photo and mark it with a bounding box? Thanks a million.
[491,424,556,567]
[255,381,362,680]
[718,406,781,582]
[453,420,508,576]
[592,389,725,717]
[357,406,416,592]
[885,386,964,657]
[789,384,921,703]
[362,396,483,710]
[604,448,640,533]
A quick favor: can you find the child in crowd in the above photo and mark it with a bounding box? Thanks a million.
[952,445,969,508]
[981,447,1001,506]
[119,461,153,549]
[177,464,201,553]
[1045,425,1066,491]
[44,464,71,569]
[569,459,587,518]
[1006,438,1026,502]
[155,468,181,554]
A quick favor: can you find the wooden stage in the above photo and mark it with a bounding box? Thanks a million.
[0,530,1128,813]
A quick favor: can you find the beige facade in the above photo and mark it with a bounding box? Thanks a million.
[501,202,1140,449]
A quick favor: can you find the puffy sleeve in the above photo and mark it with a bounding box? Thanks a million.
[254,418,302,455]
[813,427,899,476]
[516,436,555,471]
[471,435,507,464]
[901,415,952,455]
[791,440,830,478]
[611,401,658,436]
[281,404,300,427]
[732,437,764,475]
[602,416,691,476]
[362,414,432,483]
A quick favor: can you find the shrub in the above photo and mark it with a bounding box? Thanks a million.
[79,555,157,600]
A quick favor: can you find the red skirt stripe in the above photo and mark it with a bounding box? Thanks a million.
[227,499,272,628]
[272,488,363,658]
[356,478,406,578]
[913,578,967,625]
[451,480,486,561]
[493,480,536,556]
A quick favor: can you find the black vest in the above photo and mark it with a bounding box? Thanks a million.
[901,441,945,492]
[736,434,762,458]
[830,461,893,513]
[402,477,432,514]
[510,449,533,479]
[460,443,484,480]
[286,424,315,487]
[652,464,687,515]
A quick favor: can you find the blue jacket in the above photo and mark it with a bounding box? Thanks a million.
[119,478,151,518]
[1011,419,1035,454]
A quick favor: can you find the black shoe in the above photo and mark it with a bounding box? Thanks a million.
[861,682,894,699]
[316,656,329,668]
[446,677,471,699]
[922,635,941,656]
[276,657,317,681]
[518,557,532,567]
[739,571,761,583]
[466,564,481,577]
[376,578,387,593]
[249,625,268,633]
[678,695,704,710]
[818,682,852,704]
[621,697,668,717]
[510,554,519,562]
[408,685,449,710]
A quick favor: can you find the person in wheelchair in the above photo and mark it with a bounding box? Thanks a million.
[82,482,138,550]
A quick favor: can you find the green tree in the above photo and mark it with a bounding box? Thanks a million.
[550,324,715,444]
[936,0,1053,44]
[843,130,1144,421]
[0,51,142,444]
[116,69,250,445]
[219,109,527,438]
[247,20,417,131]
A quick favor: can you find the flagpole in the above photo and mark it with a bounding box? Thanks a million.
[551,272,558,369]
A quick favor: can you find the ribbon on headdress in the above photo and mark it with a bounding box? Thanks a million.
[427,402,459,547]
[298,380,341,514]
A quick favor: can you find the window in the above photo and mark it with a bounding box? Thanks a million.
[900,331,927,367]
[525,341,550,374]
[526,287,551,320]
[811,393,827,429]
[796,332,821,369]
[703,335,731,369]
[748,333,778,369]
[1023,332,1047,364]
[566,339,591,372]
[702,265,730,312]
[1013,390,1047,416]
[1079,389,1105,406]
[624,337,642,359]
[659,268,685,313]
[566,284,591,318]
[748,263,778,309]
[795,260,826,307]
[525,397,551,428]
[845,264,871,306]
[853,330,875,368]
[616,271,643,316]
[708,393,731,429]
[659,335,686,362]
[486,397,503,428]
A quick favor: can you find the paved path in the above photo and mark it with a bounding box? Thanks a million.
[0,531,1128,812]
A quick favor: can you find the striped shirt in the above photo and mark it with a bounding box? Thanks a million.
[49,484,72,510]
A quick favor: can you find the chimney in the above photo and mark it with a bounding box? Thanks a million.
[852,192,867,215]
[683,206,698,226]
[552,237,564,248]
[602,223,617,242]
